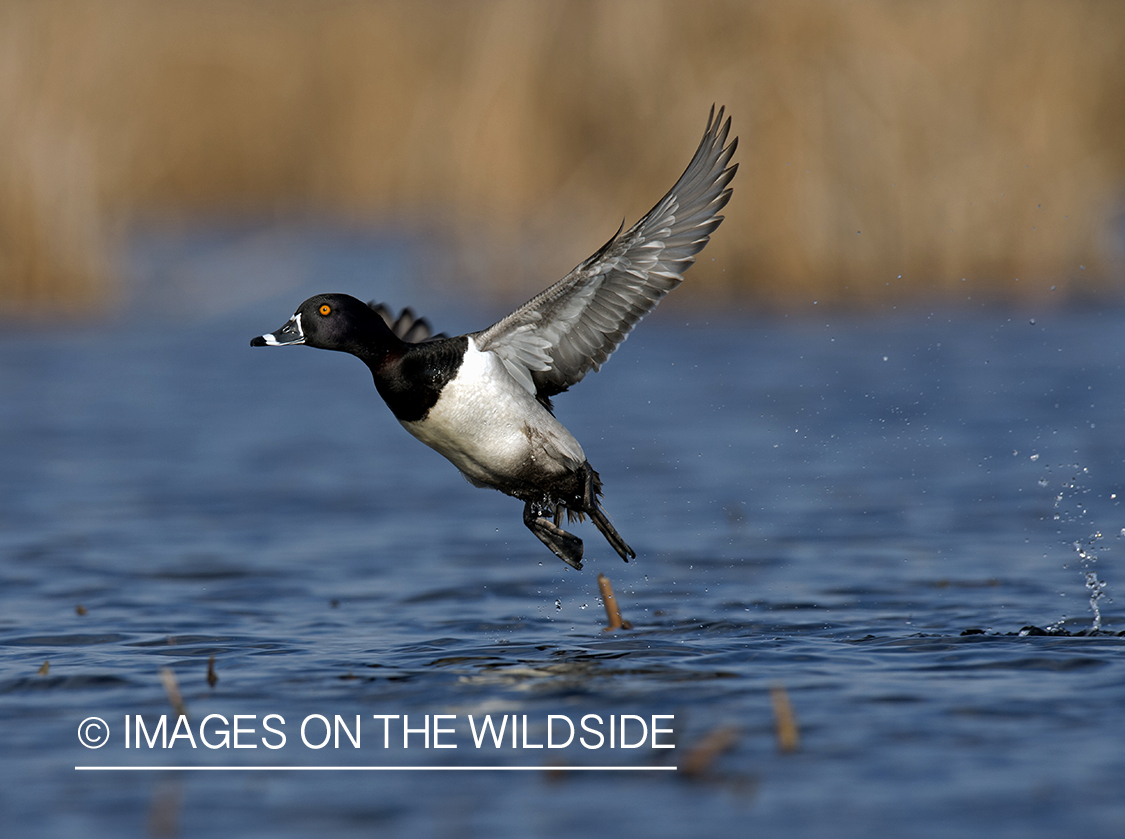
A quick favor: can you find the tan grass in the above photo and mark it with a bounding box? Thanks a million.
[1,0,1122,314]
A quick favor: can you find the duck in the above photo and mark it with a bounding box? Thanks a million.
[251,107,737,570]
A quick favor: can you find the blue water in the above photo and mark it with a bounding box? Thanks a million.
[2,232,1124,837]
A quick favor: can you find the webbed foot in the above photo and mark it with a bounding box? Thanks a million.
[590,506,635,562]
[582,464,635,562]
[524,502,584,570]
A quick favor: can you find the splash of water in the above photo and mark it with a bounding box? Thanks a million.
[1085,568,1107,632]
[1070,535,1109,632]
[1040,460,1114,633]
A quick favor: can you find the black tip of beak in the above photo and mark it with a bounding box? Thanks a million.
[250,336,267,347]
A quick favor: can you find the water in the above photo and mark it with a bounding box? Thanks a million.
[2,237,1124,836]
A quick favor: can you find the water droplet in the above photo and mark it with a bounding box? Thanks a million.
[1030,453,1039,461]
[555,599,562,611]
[1085,571,1107,632]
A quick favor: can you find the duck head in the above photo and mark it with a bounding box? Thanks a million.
[251,293,396,356]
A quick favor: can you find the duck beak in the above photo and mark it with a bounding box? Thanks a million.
[251,314,305,347]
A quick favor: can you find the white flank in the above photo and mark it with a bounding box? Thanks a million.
[401,337,585,488]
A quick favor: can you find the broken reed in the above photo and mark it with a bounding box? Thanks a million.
[2,0,1123,315]
[770,684,800,753]
[681,726,740,778]
[598,573,633,631]
[160,667,188,719]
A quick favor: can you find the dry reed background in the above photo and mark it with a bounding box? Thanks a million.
[1,0,1123,316]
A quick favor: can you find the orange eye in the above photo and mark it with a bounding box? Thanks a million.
[319,304,332,316]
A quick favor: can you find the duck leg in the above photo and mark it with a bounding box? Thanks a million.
[524,501,584,570]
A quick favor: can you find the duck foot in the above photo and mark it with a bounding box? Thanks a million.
[524,502,584,570]
[581,464,635,563]
[590,506,635,563]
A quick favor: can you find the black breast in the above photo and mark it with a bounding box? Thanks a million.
[369,336,468,422]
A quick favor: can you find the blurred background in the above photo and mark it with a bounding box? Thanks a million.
[1,0,1123,317]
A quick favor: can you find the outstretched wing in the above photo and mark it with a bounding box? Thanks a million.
[368,302,445,343]
[474,106,737,403]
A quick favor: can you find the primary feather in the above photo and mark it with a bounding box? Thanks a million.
[474,105,738,406]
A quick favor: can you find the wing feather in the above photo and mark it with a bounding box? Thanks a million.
[475,106,737,403]
[368,302,445,343]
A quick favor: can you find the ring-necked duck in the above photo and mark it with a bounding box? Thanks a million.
[252,107,737,570]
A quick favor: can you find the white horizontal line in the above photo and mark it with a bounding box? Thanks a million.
[76,765,677,772]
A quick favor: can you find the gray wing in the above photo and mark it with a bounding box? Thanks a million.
[473,106,737,403]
